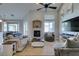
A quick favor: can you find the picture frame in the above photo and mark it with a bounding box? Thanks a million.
[33,20,41,28]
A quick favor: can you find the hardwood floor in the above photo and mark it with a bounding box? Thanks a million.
[15,41,55,56]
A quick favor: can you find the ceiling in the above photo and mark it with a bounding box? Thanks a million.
[0,3,61,20]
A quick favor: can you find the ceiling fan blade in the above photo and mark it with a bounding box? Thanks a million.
[37,8,43,11]
[48,6,57,9]
[47,3,52,6]
[39,3,45,6]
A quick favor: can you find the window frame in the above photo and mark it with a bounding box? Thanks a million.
[44,20,55,32]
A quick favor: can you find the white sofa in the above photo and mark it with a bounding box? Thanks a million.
[4,37,28,51]
[18,38,28,51]
[0,45,3,56]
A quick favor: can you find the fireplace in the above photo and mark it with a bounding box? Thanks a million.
[34,30,40,37]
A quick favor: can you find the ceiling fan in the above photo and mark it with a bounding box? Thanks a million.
[36,3,57,12]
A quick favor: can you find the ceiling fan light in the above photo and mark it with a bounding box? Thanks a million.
[36,3,39,4]
[0,20,2,22]
[52,3,55,4]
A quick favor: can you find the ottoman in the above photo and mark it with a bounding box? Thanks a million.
[31,42,44,48]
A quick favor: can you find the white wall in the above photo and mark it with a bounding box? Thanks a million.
[25,11,45,40]
[54,13,62,41]
[19,20,24,33]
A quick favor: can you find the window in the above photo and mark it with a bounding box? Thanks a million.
[44,21,55,32]
[8,24,18,31]
[3,22,7,32]
[3,22,19,32]
[23,22,28,35]
[62,22,71,32]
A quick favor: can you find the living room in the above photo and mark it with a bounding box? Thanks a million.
[0,3,57,56]
[0,3,79,56]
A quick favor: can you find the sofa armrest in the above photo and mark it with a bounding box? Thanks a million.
[54,48,79,56]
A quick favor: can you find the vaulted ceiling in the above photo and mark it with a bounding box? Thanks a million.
[0,3,61,20]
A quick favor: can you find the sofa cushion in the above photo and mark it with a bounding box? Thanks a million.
[68,38,79,48]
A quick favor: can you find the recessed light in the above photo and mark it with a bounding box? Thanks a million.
[11,14,14,16]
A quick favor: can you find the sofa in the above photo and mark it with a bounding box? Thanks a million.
[54,35,79,56]
[4,32,29,51]
[54,48,79,56]
[0,45,3,56]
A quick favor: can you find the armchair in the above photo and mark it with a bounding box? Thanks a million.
[44,32,54,42]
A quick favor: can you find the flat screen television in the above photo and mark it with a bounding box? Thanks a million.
[63,16,79,32]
